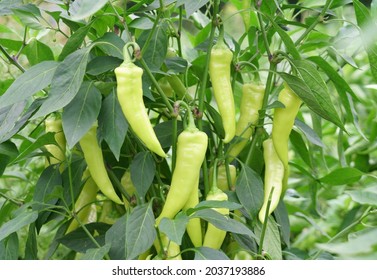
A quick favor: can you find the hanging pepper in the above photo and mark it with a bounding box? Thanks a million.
[271,84,302,191]
[258,138,284,223]
[45,117,66,169]
[155,103,208,225]
[209,32,236,143]
[79,122,123,205]
[202,163,229,250]
[228,82,265,160]
[66,169,98,233]
[209,164,237,191]
[115,42,166,158]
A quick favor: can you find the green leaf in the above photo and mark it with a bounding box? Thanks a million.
[205,102,225,140]
[0,0,22,16]
[290,129,312,168]
[0,141,18,175]
[57,223,111,253]
[292,60,344,129]
[87,56,122,76]
[191,200,242,213]
[154,120,184,149]
[94,32,124,59]
[294,119,324,147]
[273,201,290,247]
[0,61,59,109]
[80,244,111,260]
[0,232,19,260]
[23,38,55,65]
[12,4,45,30]
[319,167,364,186]
[125,203,156,260]
[0,210,38,242]
[98,91,128,161]
[11,132,56,164]
[62,81,102,148]
[159,213,189,246]
[192,209,256,237]
[353,0,377,82]
[345,188,377,206]
[138,22,169,71]
[317,228,377,257]
[235,162,264,218]
[265,14,301,60]
[280,72,344,130]
[130,152,156,200]
[68,0,109,21]
[32,165,62,230]
[32,48,91,119]
[194,247,230,260]
[24,223,38,260]
[182,0,210,17]
[105,217,127,259]
[59,23,93,61]
[255,218,282,260]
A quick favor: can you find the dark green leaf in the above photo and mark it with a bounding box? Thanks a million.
[94,32,124,59]
[58,223,111,253]
[290,129,312,168]
[194,247,230,260]
[0,232,18,260]
[183,0,210,17]
[12,4,45,30]
[130,152,156,200]
[294,119,324,147]
[23,39,54,65]
[105,216,127,259]
[274,200,290,247]
[192,209,256,237]
[0,210,38,242]
[33,48,91,119]
[62,81,102,148]
[24,223,38,260]
[235,162,263,218]
[190,200,242,213]
[80,244,111,260]
[0,61,59,109]
[98,91,128,161]
[59,23,93,61]
[125,204,156,259]
[159,213,189,245]
[87,56,122,75]
[154,120,183,149]
[319,167,363,186]
[165,57,188,74]
[205,102,225,140]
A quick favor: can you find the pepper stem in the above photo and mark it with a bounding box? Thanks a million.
[175,101,197,131]
[210,158,219,192]
[122,42,140,64]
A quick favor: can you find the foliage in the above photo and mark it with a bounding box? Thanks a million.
[0,0,376,260]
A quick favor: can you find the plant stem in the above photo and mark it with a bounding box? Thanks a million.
[0,45,26,72]
[295,0,333,46]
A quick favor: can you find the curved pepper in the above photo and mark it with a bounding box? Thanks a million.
[45,117,66,168]
[271,84,302,191]
[228,83,265,160]
[115,44,166,158]
[79,122,123,205]
[209,36,236,143]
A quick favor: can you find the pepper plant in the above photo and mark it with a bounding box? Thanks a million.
[0,0,376,260]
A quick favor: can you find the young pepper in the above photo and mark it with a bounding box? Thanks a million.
[209,164,237,191]
[79,122,123,205]
[45,117,66,169]
[228,83,265,160]
[155,104,208,225]
[66,169,98,233]
[202,163,229,250]
[209,33,236,143]
[258,138,284,224]
[271,84,302,191]
[115,43,166,158]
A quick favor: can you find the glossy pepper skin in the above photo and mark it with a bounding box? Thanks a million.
[209,164,237,191]
[202,188,229,250]
[258,138,284,223]
[209,38,236,143]
[182,177,202,247]
[228,83,265,160]
[79,123,123,205]
[45,118,66,167]
[115,48,166,158]
[271,85,302,191]
[155,126,208,225]
[66,169,98,233]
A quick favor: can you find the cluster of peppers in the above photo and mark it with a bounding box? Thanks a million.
[44,28,302,259]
